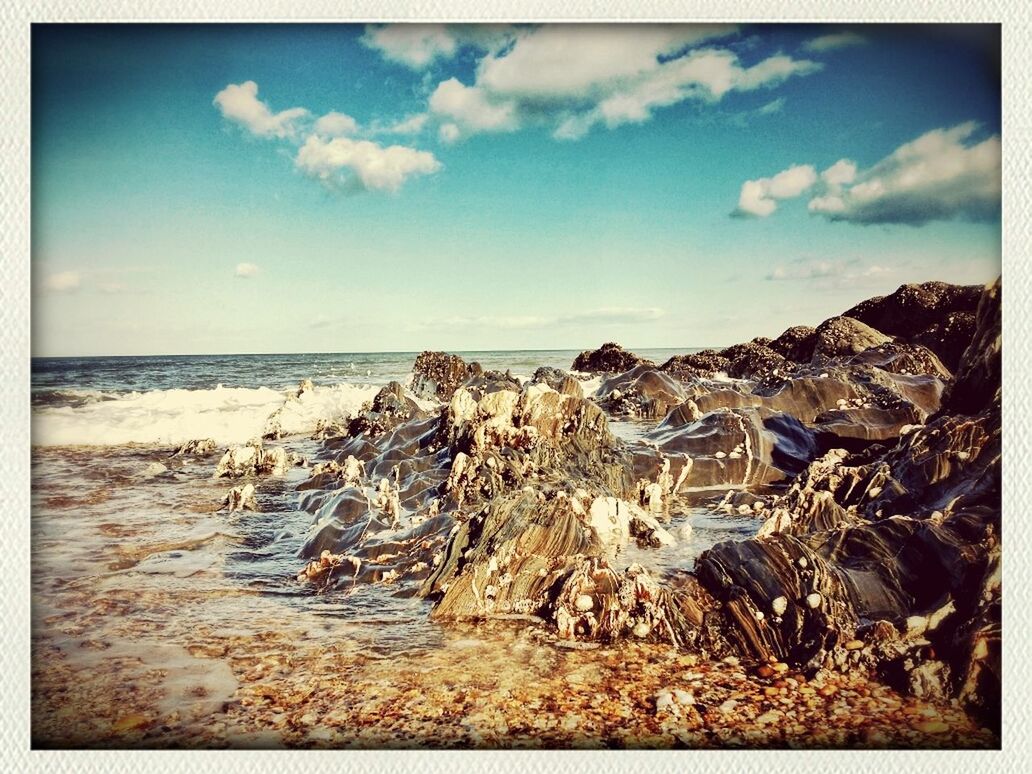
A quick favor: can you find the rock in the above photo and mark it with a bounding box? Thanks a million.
[659,350,732,380]
[844,281,982,370]
[598,365,687,419]
[530,366,583,398]
[221,482,258,513]
[770,326,817,363]
[411,351,478,401]
[812,316,892,360]
[214,441,301,478]
[170,438,217,457]
[572,342,654,374]
[942,278,1000,415]
[347,381,426,438]
[719,342,789,380]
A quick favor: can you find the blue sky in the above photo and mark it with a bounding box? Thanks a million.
[31,23,1001,356]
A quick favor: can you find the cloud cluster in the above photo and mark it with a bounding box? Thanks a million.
[214,81,442,193]
[360,24,515,69]
[234,262,260,278]
[734,122,1000,225]
[765,258,891,284]
[402,24,821,142]
[295,135,441,193]
[802,32,867,52]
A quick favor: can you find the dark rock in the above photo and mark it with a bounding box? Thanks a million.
[719,342,789,380]
[770,326,818,363]
[659,350,731,380]
[942,279,1000,416]
[572,342,654,374]
[844,281,983,370]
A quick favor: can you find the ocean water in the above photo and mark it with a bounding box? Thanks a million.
[31,348,758,731]
[31,349,699,446]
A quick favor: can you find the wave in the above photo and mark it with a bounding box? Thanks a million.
[31,382,381,447]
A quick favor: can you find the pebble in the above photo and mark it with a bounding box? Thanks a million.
[632,622,650,638]
[916,720,950,734]
[755,665,775,679]
[771,596,788,616]
[805,592,822,609]
[715,451,727,459]
[844,639,864,651]
[574,594,594,612]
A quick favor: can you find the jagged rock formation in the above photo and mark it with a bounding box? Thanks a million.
[531,366,584,398]
[844,281,982,371]
[290,278,1001,733]
[573,342,654,373]
[346,381,427,439]
[597,365,688,419]
[659,351,731,380]
[213,440,304,478]
[411,351,480,401]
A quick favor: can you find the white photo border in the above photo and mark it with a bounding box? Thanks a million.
[2,2,1025,771]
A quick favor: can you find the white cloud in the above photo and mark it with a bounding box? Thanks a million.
[429,78,518,134]
[734,164,817,217]
[423,25,818,141]
[213,81,309,139]
[808,123,1001,225]
[381,113,429,134]
[803,32,867,52]
[42,271,81,292]
[314,111,358,137]
[361,24,458,68]
[735,123,1000,226]
[820,158,857,186]
[294,135,442,192]
[417,306,665,331]
[766,259,895,290]
[361,23,516,69]
[438,123,461,144]
[235,262,260,278]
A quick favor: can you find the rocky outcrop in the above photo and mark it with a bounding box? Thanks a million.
[411,351,479,401]
[681,278,1002,730]
[213,440,305,478]
[290,277,1001,734]
[597,365,687,419]
[660,351,732,380]
[572,342,654,374]
[346,381,427,438]
[770,326,818,363]
[531,367,584,398]
[719,342,790,380]
[812,317,892,360]
[844,281,983,370]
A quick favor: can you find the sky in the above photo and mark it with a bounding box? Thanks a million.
[31,23,1002,357]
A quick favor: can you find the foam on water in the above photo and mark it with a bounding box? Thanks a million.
[31,382,380,447]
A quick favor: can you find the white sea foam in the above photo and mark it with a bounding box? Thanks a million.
[31,382,380,447]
